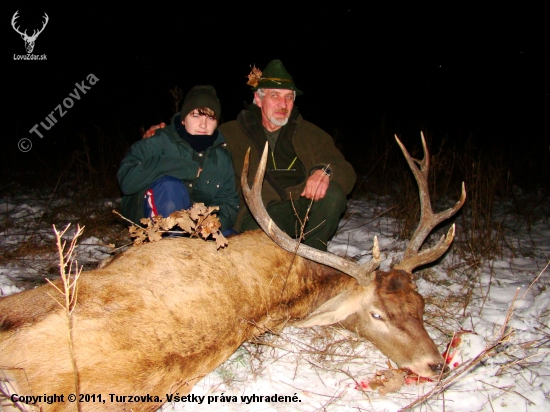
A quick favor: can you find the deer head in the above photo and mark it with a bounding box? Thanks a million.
[11,11,49,54]
[242,132,466,375]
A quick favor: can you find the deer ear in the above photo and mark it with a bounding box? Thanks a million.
[293,289,363,328]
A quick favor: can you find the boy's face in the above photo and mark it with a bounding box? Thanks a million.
[182,110,217,135]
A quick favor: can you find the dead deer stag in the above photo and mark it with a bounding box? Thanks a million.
[0,133,464,411]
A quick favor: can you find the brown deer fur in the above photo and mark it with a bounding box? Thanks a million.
[0,231,442,412]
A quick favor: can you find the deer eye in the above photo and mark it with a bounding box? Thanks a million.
[371,313,384,320]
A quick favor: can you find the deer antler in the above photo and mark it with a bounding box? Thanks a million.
[242,143,380,287]
[11,11,48,40]
[394,132,466,273]
[33,13,49,39]
[11,11,26,37]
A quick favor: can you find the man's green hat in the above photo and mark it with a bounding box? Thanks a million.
[247,59,303,96]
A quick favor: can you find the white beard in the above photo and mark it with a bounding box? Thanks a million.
[269,116,289,127]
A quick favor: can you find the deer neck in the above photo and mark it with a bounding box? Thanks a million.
[254,257,360,330]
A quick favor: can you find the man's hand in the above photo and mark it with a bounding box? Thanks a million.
[142,122,167,138]
[301,169,330,201]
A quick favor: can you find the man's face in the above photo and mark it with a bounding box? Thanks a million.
[182,109,217,135]
[254,88,295,131]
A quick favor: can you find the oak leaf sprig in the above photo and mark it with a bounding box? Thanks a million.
[246,65,263,88]
[116,203,228,249]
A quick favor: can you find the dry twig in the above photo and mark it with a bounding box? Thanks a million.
[46,223,84,412]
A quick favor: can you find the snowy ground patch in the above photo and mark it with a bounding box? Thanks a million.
[1,191,549,411]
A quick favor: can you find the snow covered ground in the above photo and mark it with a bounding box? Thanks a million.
[1,188,549,411]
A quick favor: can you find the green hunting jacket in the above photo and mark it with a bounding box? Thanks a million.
[118,113,239,231]
[219,104,356,230]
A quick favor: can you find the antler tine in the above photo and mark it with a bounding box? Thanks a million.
[394,133,466,273]
[241,143,380,287]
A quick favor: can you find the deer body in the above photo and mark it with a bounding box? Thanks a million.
[0,231,441,411]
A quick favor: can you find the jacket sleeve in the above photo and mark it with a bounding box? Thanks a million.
[300,122,356,195]
[210,152,240,231]
[117,134,200,195]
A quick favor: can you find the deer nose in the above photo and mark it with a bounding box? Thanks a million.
[429,362,448,373]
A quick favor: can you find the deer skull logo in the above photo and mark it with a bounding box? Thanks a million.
[11,11,49,54]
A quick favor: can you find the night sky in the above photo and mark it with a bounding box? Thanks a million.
[5,3,548,167]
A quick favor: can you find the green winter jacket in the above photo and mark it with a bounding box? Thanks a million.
[219,104,356,230]
[118,114,239,231]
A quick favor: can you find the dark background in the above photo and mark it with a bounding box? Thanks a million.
[4,2,548,176]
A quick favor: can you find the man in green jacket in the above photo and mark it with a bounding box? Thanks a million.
[118,85,239,234]
[218,60,356,251]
